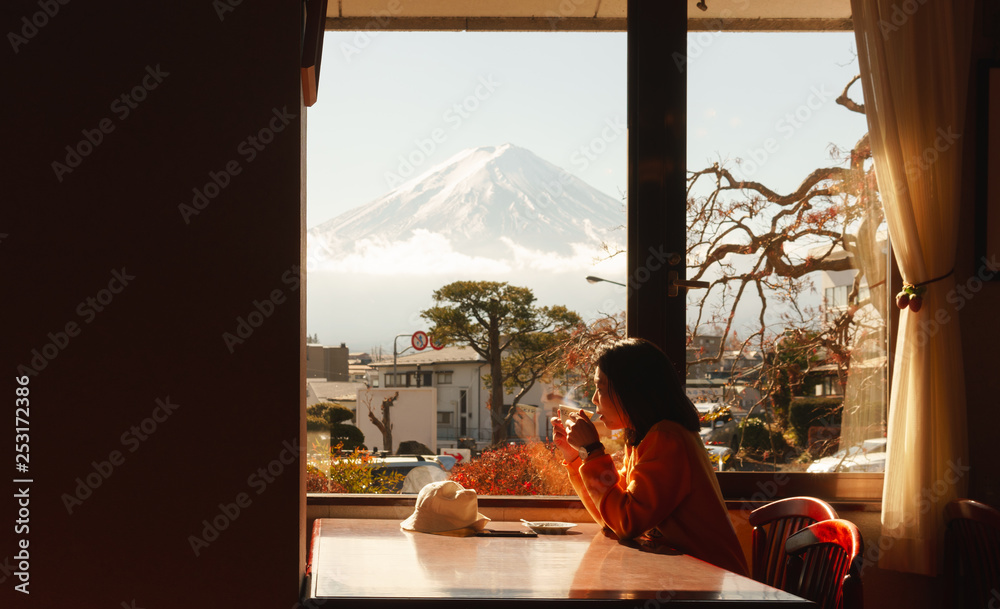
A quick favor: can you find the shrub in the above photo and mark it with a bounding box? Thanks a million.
[306,443,403,494]
[306,414,328,432]
[736,417,789,457]
[306,402,365,450]
[449,441,578,496]
[307,464,346,493]
[788,397,842,447]
[397,440,433,455]
[308,401,355,425]
[331,424,366,451]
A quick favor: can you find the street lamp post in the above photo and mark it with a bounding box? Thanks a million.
[585,275,626,287]
[392,333,413,388]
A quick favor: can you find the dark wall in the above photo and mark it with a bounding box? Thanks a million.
[3,2,305,608]
[961,1,1000,507]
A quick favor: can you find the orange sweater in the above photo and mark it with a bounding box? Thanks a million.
[565,419,749,576]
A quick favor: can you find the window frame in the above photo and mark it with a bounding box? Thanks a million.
[307,17,887,507]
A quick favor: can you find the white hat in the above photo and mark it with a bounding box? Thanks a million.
[400,480,490,536]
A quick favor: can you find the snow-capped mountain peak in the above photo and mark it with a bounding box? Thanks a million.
[307,143,624,270]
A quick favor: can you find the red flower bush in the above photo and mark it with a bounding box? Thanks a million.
[449,442,577,496]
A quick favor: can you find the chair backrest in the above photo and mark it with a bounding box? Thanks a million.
[944,498,1000,609]
[784,518,864,609]
[749,496,838,590]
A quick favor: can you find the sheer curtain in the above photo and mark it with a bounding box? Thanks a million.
[851,0,974,575]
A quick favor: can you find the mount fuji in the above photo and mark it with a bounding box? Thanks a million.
[306,143,628,350]
[307,143,625,272]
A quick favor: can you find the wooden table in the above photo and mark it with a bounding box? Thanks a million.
[306,518,812,607]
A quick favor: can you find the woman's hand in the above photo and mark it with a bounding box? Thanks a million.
[549,416,578,462]
[564,411,600,450]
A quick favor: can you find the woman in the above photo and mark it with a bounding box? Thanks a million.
[552,337,749,576]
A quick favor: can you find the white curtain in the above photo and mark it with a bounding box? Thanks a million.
[851,0,974,575]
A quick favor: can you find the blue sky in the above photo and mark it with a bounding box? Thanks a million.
[304,30,869,349]
[307,31,865,227]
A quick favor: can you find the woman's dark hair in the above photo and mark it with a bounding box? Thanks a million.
[594,337,700,444]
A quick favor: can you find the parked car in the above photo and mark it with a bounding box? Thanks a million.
[431,454,458,471]
[696,402,740,453]
[369,455,449,493]
[806,437,887,473]
[704,445,733,472]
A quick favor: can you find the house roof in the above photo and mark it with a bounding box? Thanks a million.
[369,345,486,367]
[307,379,368,405]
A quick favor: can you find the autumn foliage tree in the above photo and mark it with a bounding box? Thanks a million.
[555,77,887,463]
[422,281,581,445]
[556,312,626,401]
[683,75,888,431]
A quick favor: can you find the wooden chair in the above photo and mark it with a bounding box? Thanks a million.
[749,496,839,590]
[784,518,864,609]
[944,498,1000,609]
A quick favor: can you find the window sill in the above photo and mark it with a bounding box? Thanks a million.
[307,472,883,515]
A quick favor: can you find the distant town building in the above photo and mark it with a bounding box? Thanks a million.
[307,343,349,380]
[686,334,723,379]
[811,241,889,449]
[368,345,549,451]
[685,377,763,415]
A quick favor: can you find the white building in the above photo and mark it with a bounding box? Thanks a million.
[811,241,889,449]
[368,345,551,451]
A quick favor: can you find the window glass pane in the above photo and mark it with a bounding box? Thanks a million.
[305,30,888,495]
[307,31,626,495]
[685,32,889,473]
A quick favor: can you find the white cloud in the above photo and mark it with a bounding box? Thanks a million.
[307,227,628,276]
[499,237,619,273]
[308,230,511,275]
